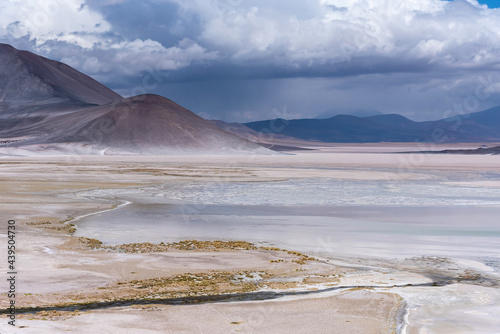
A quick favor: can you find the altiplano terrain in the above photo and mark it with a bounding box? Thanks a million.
[1,148,500,333]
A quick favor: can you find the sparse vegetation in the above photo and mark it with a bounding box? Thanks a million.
[78,237,103,249]
[26,217,76,234]
[27,221,52,225]
[456,269,481,281]
[345,287,375,292]
[99,239,258,253]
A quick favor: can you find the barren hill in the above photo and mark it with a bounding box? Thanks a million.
[8,94,271,154]
[0,43,121,110]
[0,44,271,155]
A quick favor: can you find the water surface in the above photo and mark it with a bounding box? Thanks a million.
[74,176,500,262]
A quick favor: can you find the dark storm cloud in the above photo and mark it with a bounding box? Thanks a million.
[137,70,499,122]
[87,1,201,47]
[162,55,439,83]
[2,0,500,121]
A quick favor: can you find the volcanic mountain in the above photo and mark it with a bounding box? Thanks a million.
[30,94,270,154]
[0,42,123,140]
[0,44,271,155]
[244,109,500,143]
[0,43,120,113]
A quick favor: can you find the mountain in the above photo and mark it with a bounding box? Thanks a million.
[244,108,500,143]
[32,94,270,154]
[442,106,500,133]
[210,120,316,151]
[2,94,271,155]
[0,43,120,112]
[0,44,272,155]
[363,114,419,128]
[210,120,298,142]
[443,106,500,127]
[244,114,426,143]
[0,43,124,138]
[315,109,383,119]
[3,43,500,151]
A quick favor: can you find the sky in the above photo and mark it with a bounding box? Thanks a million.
[477,0,500,7]
[2,0,500,122]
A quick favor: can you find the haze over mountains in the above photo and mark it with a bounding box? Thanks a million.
[1,43,500,156]
[242,107,500,143]
[0,44,271,155]
[314,109,383,119]
[34,94,267,154]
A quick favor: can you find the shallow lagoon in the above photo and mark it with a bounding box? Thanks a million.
[74,176,500,263]
[70,168,500,333]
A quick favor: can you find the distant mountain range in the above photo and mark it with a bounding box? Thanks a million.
[2,43,500,156]
[314,109,383,119]
[242,107,500,143]
[0,44,271,155]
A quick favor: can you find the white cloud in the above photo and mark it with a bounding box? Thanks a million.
[0,0,218,76]
[163,0,500,73]
[107,38,218,74]
[3,0,500,121]
[0,0,110,48]
[57,38,218,79]
[4,0,500,77]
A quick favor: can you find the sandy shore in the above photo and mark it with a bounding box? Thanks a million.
[17,291,401,334]
[0,154,402,334]
[1,149,499,333]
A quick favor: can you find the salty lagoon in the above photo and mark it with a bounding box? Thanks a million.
[2,150,500,333]
[74,175,500,261]
[70,165,500,333]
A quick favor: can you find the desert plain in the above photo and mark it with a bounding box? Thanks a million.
[1,144,500,334]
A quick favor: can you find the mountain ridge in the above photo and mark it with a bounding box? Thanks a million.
[0,44,273,155]
[0,43,121,110]
[243,108,500,143]
[3,43,500,151]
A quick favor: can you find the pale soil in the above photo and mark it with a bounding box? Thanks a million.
[0,152,410,334]
[15,291,401,334]
[1,148,499,333]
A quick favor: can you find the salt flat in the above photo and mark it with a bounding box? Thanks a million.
[1,146,499,333]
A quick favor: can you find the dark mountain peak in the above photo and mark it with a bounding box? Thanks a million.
[25,94,271,154]
[467,106,500,123]
[329,114,362,121]
[366,113,413,121]
[211,119,299,143]
[315,109,382,119]
[0,43,17,54]
[365,113,416,127]
[118,94,186,108]
[0,46,272,155]
[0,43,121,111]
[100,94,206,124]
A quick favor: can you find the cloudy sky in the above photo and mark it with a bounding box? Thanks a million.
[2,0,500,122]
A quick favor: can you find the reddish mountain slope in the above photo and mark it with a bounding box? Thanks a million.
[33,94,271,154]
[0,43,121,113]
